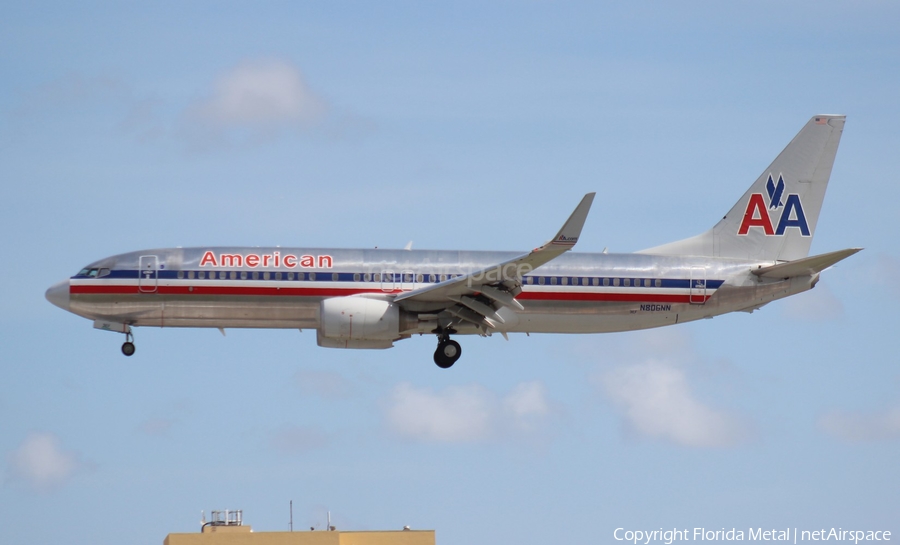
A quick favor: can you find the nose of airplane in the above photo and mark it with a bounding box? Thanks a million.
[45,280,70,311]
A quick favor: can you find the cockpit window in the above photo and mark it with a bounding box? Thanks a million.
[97,268,110,278]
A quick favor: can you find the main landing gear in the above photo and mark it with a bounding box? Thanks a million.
[121,331,136,357]
[433,331,461,369]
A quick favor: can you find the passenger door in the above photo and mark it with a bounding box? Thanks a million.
[139,255,159,293]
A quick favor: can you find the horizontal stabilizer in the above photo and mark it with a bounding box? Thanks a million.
[752,248,862,279]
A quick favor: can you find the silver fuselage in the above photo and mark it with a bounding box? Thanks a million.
[50,246,813,336]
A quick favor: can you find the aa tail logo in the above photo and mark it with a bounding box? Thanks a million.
[737,174,810,237]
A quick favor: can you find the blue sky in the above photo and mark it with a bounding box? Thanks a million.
[2,2,899,544]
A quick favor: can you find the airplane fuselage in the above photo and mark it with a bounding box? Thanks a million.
[51,246,810,336]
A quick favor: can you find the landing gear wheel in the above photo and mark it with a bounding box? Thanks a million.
[433,339,461,369]
[121,342,136,356]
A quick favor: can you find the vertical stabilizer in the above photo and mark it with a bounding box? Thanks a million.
[639,115,845,261]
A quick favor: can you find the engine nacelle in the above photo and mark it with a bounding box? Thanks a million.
[318,295,400,349]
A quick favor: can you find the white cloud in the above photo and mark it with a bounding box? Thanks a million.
[384,381,554,443]
[599,360,750,448]
[6,432,85,491]
[271,425,330,454]
[386,382,493,443]
[188,59,326,131]
[503,381,551,432]
[819,407,900,442]
[782,283,843,321]
[588,329,752,448]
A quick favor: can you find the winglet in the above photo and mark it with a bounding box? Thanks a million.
[548,193,595,248]
[393,192,597,306]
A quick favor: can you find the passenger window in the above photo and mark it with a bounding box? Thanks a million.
[602,278,608,286]
[177,271,184,279]
[310,272,316,281]
[440,274,447,282]
[252,271,259,280]
[654,278,661,288]
[332,273,339,281]
[354,273,361,282]
[240,271,247,280]
[416,274,423,283]
[364,273,371,282]
[263,272,270,280]
[229,271,237,280]
[429,274,435,283]
[275,272,283,280]
[526,276,533,285]
[550,277,557,285]
[561,277,568,285]
[538,277,545,285]
[188,271,195,280]
[613,278,620,287]
[373,273,380,282]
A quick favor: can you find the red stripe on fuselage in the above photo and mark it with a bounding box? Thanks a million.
[516,292,706,303]
[70,285,377,297]
[69,284,708,304]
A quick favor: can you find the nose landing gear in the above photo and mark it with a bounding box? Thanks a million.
[433,332,461,369]
[121,331,136,357]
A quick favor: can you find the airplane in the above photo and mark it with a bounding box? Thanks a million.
[46,115,860,368]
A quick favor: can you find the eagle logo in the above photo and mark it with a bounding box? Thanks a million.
[765,174,785,209]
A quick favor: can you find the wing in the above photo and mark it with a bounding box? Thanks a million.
[394,193,595,331]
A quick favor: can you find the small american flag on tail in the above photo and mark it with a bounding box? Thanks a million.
[815,117,827,124]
